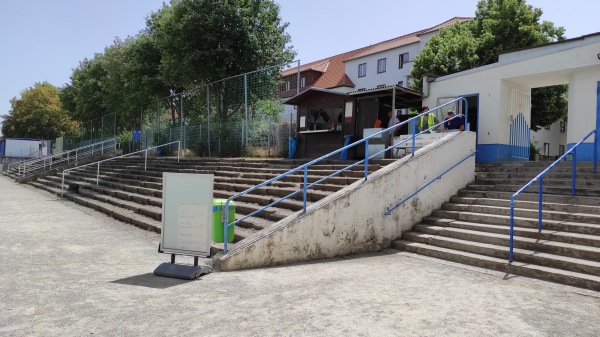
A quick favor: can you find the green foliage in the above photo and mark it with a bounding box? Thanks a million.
[254,99,284,117]
[1,82,78,139]
[411,22,479,90]
[411,0,568,129]
[531,85,568,131]
[148,0,294,120]
[149,0,294,87]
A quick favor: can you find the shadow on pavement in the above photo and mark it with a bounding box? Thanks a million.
[110,273,197,289]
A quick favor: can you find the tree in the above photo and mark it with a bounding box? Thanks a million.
[61,34,167,132]
[412,0,567,130]
[148,0,295,120]
[1,82,78,139]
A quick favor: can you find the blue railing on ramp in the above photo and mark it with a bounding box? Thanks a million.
[221,97,470,253]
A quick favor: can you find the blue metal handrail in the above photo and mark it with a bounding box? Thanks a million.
[509,129,597,262]
[221,97,469,253]
[385,151,476,215]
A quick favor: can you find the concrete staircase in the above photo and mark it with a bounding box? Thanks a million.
[392,132,447,158]
[29,157,392,251]
[394,161,600,291]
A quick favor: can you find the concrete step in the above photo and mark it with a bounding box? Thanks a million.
[403,230,600,276]
[42,174,296,226]
[441,202,600,224]
[410,225,600,261]
[465,183,600,197]
[456,189,600,207]
[422,217,600,248]
[430,209,600,235]
[30,179,256,243]
[393,241,600,291]
[449,196,600,215]
[475,177,600,188]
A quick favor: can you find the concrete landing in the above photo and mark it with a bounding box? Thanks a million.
[1,175,600,336]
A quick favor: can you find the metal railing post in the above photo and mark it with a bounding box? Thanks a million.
[97,163,100,185]
[509,197,515,262]
[303,166,308,213]
[572,148,577,196]
[178,142,181,162]
[538,177,543,232]
[364,139,369,180]
[411,121,416,157]
[61,172,65,196]
[595,130,598,175]
[76,149,78,164]
[145,149,148,171]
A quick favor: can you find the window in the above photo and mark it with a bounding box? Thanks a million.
[377,58,386,73]
[399,52,409,69]
[560,121,567,132]
[300,77,305,87]
[397,80,404,87]
[559,145,565,156]
[543,143,550,156]
[358,63,367,77]
[285,81,290,91]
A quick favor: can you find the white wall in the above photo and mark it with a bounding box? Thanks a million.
[568,67,600,144]
[4,139,42,158]
[531,122,567,157]
[217,131,476,270]
[345,43,422,90]
[426,36,600,148]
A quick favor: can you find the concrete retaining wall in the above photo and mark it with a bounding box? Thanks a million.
[217,131,476,270]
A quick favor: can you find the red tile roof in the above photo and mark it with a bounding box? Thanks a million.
[281,17,472,90]
[344,17,472,62]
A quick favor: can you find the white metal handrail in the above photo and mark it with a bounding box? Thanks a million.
[60,141,181,195]
[13,138,118,177]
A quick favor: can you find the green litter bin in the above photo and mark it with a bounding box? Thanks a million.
[212,199,235,243]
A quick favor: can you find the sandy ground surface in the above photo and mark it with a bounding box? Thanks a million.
[1,175,600,337]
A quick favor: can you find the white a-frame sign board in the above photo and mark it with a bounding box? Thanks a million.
[160,173,214,257]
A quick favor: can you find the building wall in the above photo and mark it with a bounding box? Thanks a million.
[425,36,600,161]
[531,122,568,157]
[345,43,422,90]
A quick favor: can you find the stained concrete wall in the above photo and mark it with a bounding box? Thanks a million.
[217,131,476,270]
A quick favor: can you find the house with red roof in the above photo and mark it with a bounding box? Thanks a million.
[281,17,471,159]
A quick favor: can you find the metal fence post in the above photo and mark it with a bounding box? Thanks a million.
[572,148,577,196]
[268,116,272,157]
[145,149,148,171]
[96,162,100,185]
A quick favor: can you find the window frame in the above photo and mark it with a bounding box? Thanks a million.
[358,63,367,77]
[300,77,306,87]
[377,58,387,74]
[399,52,409,69]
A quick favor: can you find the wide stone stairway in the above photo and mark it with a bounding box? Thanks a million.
[394,161,600,290]
[28,156,392,250]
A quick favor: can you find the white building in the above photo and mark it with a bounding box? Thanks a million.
[423,33,600,162]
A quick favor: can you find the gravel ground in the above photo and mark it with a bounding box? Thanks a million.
[1,175,600,337]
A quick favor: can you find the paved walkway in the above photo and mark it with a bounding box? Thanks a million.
[1,175,600,337]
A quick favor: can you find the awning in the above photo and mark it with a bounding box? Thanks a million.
[283,87,348,105]
[348,85,423,109]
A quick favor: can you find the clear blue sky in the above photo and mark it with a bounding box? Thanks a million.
[1,0,597,132]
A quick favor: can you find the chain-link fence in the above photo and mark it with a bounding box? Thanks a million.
[79,112,116,146]
[141,61,301,158]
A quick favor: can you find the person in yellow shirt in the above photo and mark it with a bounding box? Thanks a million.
[419,106,439,133]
